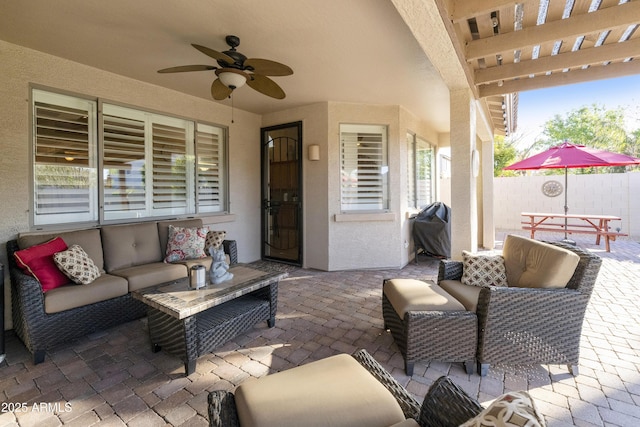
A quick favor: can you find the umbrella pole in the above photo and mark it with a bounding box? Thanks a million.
[562,167,576,245]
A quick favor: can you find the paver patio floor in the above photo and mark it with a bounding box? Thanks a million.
[1,230,638,426]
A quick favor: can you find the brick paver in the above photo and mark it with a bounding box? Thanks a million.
[0,230,638,426]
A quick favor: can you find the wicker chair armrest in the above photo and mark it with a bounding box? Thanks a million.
[6,240,46,309]
[222,240,238,264]
[351,349,421,420]
[438,259,463,282]
[418,376,483,427]
[208,390,240,427]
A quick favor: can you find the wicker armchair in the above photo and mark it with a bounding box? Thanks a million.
[438,241,602,376]
[208,349,483,427]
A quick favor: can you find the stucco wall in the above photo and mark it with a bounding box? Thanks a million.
[1,41,263,327]
[327,103,403,270]
[262,103,330,271]
[494,173,640,238]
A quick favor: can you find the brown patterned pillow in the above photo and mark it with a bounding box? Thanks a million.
[53,244,100,285]
[460,390,546,427]
[461,251,508,287]
[205,230,226,252]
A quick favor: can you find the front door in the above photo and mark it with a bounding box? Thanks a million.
[261,122,302,265]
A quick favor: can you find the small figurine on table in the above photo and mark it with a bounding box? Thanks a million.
[209,246,233,284]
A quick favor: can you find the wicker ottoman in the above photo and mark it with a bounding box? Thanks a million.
[382,278,477,376]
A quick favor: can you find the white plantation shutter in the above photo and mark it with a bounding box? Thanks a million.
[152,121,190,214]
[407,133,416,208]
[102,112,146,220]
[196,123,226,213]
[32,90,97,225]
[31,90,227,227]
[340,124,388,211]
[415,137,434,208]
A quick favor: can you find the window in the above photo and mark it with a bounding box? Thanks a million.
[407,133,434,209]
[340,124,388,212]
[195,123,227,213]
[31,89,227,227]
[32,90,98,226]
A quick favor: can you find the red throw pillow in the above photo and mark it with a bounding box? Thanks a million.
[14,237,70,292]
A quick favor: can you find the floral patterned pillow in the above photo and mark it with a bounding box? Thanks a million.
[164,225,209,263]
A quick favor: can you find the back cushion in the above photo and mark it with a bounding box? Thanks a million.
[157,218,204,256]
[101,222,162,272]
[18,228,105,272]
[503,234,580,288]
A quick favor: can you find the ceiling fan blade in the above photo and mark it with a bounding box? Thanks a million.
[244,58,293,76]
[192,44,235,64]
[211,79,232,100]
[157,65,217,73]
[247,74,286,99]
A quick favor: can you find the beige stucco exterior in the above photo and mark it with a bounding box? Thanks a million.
[1,39,494,329]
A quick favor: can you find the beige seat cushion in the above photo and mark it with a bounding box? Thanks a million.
[44,274,128,314]
[383,279,465,318]
[234,354,406,427]
[110,262,187,292]
[438,280,482,312]
[390,420,420,427]
[503,235,580,288]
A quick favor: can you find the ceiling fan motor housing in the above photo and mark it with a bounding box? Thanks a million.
[220,35,246,69]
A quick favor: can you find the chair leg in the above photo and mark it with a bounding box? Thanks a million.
[405,361,414,376]
[478,362,489,377]
[33,350,46,365]
[569,364,579,376]
[464,360,475,375]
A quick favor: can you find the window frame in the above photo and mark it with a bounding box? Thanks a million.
[407,133,435,210]
[30,87,229,229]
[339,123,389,213]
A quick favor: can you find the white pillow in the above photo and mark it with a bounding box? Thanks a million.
[460,390,546,427]
[461,251,508,288]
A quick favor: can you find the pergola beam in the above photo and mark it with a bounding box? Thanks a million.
[449,0,517,22]
[476,38,640,84]
[466,1,640,60]
[479,60,640,97]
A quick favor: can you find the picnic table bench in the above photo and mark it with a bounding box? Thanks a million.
[521,212,626,252]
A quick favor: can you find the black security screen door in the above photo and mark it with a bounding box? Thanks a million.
[261,122,302,265]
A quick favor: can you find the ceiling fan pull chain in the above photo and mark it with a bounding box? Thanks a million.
[231,94,235,124]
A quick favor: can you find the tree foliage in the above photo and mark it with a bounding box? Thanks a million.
[493,135,518,177]
[496,104,640,176]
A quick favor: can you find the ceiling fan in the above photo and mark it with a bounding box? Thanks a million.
[158,35,293,100]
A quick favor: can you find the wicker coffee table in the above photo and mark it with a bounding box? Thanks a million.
[132,264,287,375]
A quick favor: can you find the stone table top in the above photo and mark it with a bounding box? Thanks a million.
[131,264,288,319]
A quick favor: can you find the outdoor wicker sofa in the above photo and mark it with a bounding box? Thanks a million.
[438,235,602,376]
[208,349,484,427]
[6,218,237,365]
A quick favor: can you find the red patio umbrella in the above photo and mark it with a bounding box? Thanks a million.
[504,141,640,240]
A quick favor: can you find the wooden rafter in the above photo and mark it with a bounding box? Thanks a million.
[436,0,640,135]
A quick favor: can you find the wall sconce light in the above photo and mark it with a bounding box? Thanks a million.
[308,144,320,161]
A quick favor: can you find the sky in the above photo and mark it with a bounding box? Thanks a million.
[512,73,640,149]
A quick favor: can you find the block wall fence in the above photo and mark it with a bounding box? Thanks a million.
[492,172,640,239]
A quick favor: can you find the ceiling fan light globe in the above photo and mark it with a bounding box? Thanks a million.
[217,70,247,89]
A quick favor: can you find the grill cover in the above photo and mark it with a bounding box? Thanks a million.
[412,202,451,258]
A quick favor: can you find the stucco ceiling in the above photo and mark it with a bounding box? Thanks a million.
[0,0,453,132]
